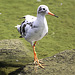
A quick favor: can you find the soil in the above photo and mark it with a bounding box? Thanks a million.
[18,49,75,75]
[0,39,75,75]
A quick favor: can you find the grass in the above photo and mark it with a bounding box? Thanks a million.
[0,39,33,74]
[0,0,75,74]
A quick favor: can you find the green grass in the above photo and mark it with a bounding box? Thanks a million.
[0,0,75,60]
[0,0,75,74]
[0,39,33,74]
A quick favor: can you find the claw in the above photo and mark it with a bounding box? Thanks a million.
[38,63,44,68]
[34,59,44,69]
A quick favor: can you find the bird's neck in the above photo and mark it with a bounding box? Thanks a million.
[37,14,46,23]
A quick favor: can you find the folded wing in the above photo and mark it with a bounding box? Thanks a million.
[15,15,36,38]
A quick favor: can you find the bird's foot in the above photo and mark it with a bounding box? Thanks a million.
[34,59,44,69]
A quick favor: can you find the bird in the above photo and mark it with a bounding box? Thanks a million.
[15,5,58,68]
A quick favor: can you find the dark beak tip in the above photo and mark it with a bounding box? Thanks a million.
[54,15,58,18]
[56,16,59,18]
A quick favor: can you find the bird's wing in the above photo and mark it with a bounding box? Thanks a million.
[20,15,37,37]
[23,15,36,23]
[15,15,37,38]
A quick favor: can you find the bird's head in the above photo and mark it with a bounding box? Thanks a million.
[37,5,58,18]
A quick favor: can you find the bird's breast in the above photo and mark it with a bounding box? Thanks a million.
[33,22,48,39]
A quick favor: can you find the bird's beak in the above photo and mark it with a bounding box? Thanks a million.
[48,12,58,18]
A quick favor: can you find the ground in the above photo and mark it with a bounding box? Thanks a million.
[0,39,33,75]
[0,39,75,75]
[17,49,75,75]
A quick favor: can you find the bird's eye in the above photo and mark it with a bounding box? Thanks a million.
[43,8,45,10]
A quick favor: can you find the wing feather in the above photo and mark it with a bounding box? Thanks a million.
[15,15,36,38]
[24,15,36,23]
[20,15,36,37]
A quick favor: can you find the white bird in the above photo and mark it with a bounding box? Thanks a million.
[15,5,58,68]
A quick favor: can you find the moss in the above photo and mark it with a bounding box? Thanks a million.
[0,39,33,74]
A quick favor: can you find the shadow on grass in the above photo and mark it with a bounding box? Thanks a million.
[0,61,26,75]
[0,71,7,75]
[0,61,24,68]
[8,66,26,75]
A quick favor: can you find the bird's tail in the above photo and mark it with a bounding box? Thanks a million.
[15,24,23,38]
[15,24,21,33]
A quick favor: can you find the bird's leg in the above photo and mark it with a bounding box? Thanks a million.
[33,41,38,62]
[33,41,44,68]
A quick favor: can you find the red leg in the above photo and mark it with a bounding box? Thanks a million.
[33,41,44,68]
[33,41,38,62]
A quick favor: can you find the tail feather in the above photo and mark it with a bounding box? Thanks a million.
[15,24,21,28]
[15,24,23,38]
[15,24,21,32]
